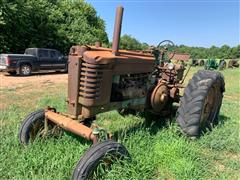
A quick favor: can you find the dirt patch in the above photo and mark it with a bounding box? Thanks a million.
[0,72,68,110]
[0,72,68,88]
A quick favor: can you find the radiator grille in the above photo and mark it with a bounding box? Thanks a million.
[79,61,104,99]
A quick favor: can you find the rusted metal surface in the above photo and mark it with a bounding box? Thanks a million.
[160,64,185,83]
[112,6,124,55]
[150,84,169,113]
[45,110,98,143]
[67,55,81,118]
[169,87,179,99]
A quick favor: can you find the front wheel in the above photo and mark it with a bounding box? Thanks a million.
[72,140,130,180]
[19,109,57,144]
[176,70,225,138]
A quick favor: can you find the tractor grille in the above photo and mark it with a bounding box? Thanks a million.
[79,61,104,99]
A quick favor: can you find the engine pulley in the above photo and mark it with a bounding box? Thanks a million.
[150,84,169,113]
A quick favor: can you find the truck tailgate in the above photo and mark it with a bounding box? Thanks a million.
[0,54,6,65]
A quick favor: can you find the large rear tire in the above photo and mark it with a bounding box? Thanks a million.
[72,140,130,180]
[176,70,225,138]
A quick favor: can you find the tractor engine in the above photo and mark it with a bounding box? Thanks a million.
[110,73,150,102]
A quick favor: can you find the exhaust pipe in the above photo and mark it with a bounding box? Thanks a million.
[112,6,124,55]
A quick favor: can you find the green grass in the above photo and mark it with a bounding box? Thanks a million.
[0,67,240,179]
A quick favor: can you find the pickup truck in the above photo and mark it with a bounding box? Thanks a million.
[0,48,68,76]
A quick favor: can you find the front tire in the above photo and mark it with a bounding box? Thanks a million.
[72,140,130,180]
[19,109,45,144]
[19,109,57,144]
[177,70,225,138]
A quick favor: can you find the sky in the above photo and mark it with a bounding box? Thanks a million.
[86,0,239,48]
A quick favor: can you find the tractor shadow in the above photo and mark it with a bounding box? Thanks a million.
[66,106,179,145]
[112,105,179,140]
[112,108,230,141]
[66,108,229,145]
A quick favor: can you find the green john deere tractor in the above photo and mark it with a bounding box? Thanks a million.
[204,59,226,70]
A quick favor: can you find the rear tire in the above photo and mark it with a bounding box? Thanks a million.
[19,64,32,76]
[176,70,225,138]
[72,140,130,180]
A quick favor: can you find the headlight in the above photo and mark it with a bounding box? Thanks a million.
[167,62,174,70]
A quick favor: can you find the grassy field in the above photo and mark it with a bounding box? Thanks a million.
[0,67,239,180]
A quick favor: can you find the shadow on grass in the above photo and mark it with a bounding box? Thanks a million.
[112,106,178,141]
[65,109,177,146]
[218,114,230,126]
[63,107,229,146]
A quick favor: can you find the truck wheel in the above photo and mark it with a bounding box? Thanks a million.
[19,109,56,144]
[19,64,32,76]
[177,70,225,138]
[72,140,130,180]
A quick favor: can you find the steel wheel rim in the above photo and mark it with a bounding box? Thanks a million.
[22,66,30,75]
[200,84,219,128]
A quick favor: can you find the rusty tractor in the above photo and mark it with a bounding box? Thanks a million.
[18,6,225,180]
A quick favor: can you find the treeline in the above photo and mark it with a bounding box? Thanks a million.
[1,1,239,59]
[176,45,240,59]
[0,0,108,54]
[119,35,240,59]
[119,34,149,50]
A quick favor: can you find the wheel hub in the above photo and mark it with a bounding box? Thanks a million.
[151,84,169,113]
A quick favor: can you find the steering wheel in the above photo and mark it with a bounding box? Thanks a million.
[157,40,176,61]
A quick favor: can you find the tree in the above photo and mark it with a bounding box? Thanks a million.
[120,34,148,50]
[141,43,149,50]
[51,0,108,53]
[0,0,108,54]
[175,44,240,59]
[120,34,142,50]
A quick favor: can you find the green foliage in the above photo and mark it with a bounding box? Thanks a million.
[0,0,108,53]
[120,34,149,50]
[177,44,240,59]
